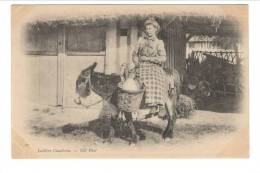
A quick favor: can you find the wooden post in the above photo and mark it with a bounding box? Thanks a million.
[160,18,187,80]
[128,22,138,64]
[171,18,187,81]
[105,21,118,74]
[57,25,65,106]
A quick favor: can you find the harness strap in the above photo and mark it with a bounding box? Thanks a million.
[80,73,90,79]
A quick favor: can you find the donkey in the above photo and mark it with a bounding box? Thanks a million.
[75,62,181,144]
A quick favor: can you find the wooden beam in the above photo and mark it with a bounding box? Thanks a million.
[57,24,66,106]
[185,33,194,43]
[105,20,118,74]
[183,24,240,37]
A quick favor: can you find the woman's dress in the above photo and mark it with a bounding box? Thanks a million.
[132,34,169,106]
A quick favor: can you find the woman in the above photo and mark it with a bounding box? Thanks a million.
[132,17,171,114]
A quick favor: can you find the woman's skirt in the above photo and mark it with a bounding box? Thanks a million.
[137,61,169,106]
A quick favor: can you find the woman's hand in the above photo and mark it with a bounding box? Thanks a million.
[149,57,163,66]
[140,56,150,62]
[132,55,139,65]
[140,56,162,65]
[149,57,161,63]
[140,56,157,61]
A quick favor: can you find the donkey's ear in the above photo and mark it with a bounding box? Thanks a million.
[88,62,97,71]
[91,62,97,70]
[81,62,97,74]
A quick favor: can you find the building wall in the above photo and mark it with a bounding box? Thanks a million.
[105,21,119,74]
[26,21,168,107]
[26,24,107,107]
[27,55,58,106]
[105,20,138,74]
[27,54,105,107]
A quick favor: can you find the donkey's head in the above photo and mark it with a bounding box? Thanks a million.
[75,62,97,98]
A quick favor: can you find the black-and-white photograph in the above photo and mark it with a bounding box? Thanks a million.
[11,5,248,158]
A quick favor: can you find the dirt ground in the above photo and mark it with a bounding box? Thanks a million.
[11,94,249,158]
[21,101,241,148]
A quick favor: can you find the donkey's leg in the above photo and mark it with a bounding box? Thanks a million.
[162,100,177,139]
[106,116,117,143]
[106,109,120,143]
[124,111,138,145]
[102,115,116,144]
[107,127,115,143]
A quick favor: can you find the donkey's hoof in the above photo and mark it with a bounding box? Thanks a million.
[129,135,138,146]
[129,143,136,147]
[162,131,173,140]
[138,134,146,141]
[103,138,113,144]
[74,98,81,105]
[163,137,172,143]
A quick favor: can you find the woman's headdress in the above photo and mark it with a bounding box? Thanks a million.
[144,17,160,33]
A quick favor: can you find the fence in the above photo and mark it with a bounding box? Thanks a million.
[184,50,243,98]
[190,51,243,64]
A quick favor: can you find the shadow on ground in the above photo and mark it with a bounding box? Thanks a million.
[198,95,242,113]
[30,117,235,144]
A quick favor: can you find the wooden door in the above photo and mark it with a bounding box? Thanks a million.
[25,24,59,106]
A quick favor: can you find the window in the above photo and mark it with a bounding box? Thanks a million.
[25,24,58,55]
[120,29,128,36]
[66,25,106,55]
